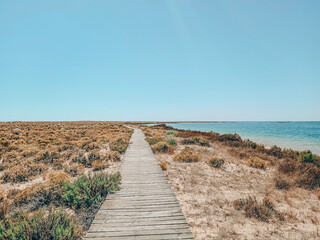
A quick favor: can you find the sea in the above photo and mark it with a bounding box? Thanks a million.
[163,122,320,155]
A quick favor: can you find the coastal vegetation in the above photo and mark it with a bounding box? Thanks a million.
[140,123,320,239]
[0,122,132,237]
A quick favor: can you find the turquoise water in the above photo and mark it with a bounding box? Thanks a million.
[165,122,320,155]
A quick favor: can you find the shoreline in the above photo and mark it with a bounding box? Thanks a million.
[161,122,320,156]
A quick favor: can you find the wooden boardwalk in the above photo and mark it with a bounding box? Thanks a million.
[85,128,194,240]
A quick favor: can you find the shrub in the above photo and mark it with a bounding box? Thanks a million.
[108,151,121,162]
[62,172,121,209]
[173,147,201,163]
[145,137,163,146]
[166,131,176,136]
[277,160,320,189]
[87,152,100,165]
[195,137,210,147]
[181,138,196,145]
[110,139,128,154]
[274,176,291,190]
[182,137,210,147]
[177,130,220,140]
[278,160,298,174]
[294,164,320,189]
[64,164,83,177]
[82,142,99,152]
[1,163,47,183]
[73,152,101,167]
[219,134,242,142]
[208,157,225,168]
[299,152,319,164]
[151,142,170,153]
[166,138,177,146]
[13,171,71,206]
[267,146,283,158]
[159,162,167,171]
[233,196,283,222]
[92,160,105,171]
[0,208,83,240]
[36,151,59,164]
[245,157,268,170]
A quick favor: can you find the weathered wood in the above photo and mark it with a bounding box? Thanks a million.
[84,128,194,239]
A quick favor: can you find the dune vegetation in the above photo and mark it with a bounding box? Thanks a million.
[0,122,133,238]
[139,123,320,240]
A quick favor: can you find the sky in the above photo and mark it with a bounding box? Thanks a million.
[0,0,319,121]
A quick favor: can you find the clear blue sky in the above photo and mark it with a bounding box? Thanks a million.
[1,0,319,121]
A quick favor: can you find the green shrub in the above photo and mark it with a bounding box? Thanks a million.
[166,138,177,146]
[166,131,176,136]
[299,152,319,164]
[0,208,83,240]
[62,173,121,209]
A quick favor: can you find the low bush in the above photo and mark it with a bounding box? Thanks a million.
[62,172,121,209]
[166,131,176,136]
[1,163,47,183]
[166,138,177,146]
[219,134,242,142]
[81,142,99,152]
[73,152,101,167]
[208,157,225,168]
[181,138,196,145]
[195,137,210,147]
[151,142,171,153]
[0,208,83,240]
[299,151,319,164]
[13,171,71,206]
[278,160,298,174]
[159,162,167,171]
[108,151,121,162]
[173,147,201,163]
[92,160,105,171]
[64,164,83,177]
[110,139,128,154]
[233,196,283,222]
[245,157,268,170]
[277,160,320,189]
[146,137,163,146]
[294,164,320,189]
[35,151,59,164]
[177,130,220,140]
[274,176,291,190]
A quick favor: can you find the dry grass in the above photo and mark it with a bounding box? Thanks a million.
[0,122,132,184]
[0,121,133,231]
[142,124,320,240]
